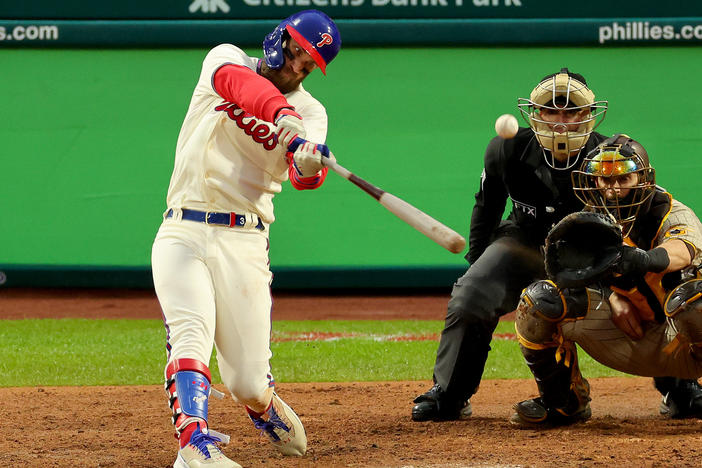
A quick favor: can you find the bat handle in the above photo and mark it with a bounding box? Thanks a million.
[323,157,351,180]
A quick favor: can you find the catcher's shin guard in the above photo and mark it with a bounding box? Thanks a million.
[515,341,591,423]
[516,280,590,412]
[165,358,212,447]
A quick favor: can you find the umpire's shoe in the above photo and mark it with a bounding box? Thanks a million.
[411,384,472,421]
[510,397,591,428]
[659,379,702,419]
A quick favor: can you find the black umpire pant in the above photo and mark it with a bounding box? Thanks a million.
[433,231,545,401]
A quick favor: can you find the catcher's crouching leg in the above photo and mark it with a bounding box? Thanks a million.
[665,279,702,362]
[511,281,591,427]
[165,359,240,468]
[656,280,702,419]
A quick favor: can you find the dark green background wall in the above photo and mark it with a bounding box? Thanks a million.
[2,46,701,287]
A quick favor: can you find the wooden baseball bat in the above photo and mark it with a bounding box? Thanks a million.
[322,157,466,254]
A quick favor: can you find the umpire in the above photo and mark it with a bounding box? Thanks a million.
[412,68,702,421]
[412,68,607,421]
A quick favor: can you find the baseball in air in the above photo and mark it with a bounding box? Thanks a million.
[495,114,519,139]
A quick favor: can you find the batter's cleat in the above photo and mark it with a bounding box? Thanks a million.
[248,392,307,456]
[411,384,472,422]
[174,423,241,468]
[510,397,591,428]
[659,379,702,419]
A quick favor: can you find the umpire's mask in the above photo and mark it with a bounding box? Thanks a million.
[518,68,608,170]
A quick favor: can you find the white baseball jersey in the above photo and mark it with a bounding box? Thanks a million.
[153,44,331,416]
[164,44,328,224]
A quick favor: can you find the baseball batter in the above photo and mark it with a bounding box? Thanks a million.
[151,10,340,468]
[512,135,702,426]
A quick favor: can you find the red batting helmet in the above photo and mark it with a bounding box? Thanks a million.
[263,10,341,75]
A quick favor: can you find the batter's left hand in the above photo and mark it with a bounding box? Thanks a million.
[275,109,306,149]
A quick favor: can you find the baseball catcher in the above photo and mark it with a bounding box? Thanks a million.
[511,134,702,427]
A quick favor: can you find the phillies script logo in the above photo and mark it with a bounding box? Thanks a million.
[215,103,277,150]
[317,33,333,47]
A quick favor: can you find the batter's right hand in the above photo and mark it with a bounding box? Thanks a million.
[275,109,306,149]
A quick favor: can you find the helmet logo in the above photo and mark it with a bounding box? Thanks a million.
[317,33,333,47]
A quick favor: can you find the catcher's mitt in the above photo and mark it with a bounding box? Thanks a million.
[544,211,623,289]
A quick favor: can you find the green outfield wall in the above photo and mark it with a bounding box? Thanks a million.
[3,19,702,47]
[3,1,702,48]
[1,46,702,288]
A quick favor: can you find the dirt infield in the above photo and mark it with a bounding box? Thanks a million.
[0,288,453,321]
[2,289,702,467]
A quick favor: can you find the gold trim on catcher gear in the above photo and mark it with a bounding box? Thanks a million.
[510,398,591,428]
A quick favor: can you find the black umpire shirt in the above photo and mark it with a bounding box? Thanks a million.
[467,127,607,264]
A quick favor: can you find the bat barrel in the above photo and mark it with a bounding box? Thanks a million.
[379,193,466,253]
[292,138,466,254]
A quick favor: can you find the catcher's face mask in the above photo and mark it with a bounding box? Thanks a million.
[518,68,608,170]
[571,135,655,236]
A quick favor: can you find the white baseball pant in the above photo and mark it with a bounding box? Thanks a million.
[152,216,275,411]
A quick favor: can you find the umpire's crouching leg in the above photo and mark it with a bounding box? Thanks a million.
[416,237,544,420]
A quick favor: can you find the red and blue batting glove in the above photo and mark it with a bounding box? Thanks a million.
[287,138,330,178]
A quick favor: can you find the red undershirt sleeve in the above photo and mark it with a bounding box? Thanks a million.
[213,64,292,122]
[288,163,328,190]
[215,63,328,190]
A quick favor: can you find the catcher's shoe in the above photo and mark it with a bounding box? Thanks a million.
[659,379,702,419]
[248,392,307,456]
[174,423,241,468]
[510,397,591,428]
[411,384,472,422]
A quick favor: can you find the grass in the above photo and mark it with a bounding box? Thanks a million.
[1,319,627,387]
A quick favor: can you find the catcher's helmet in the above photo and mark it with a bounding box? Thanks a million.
[571,134,656,236]
[518,68,608,170]
[263,10,341,75]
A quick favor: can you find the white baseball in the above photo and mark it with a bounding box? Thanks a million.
[495,114,519,139]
